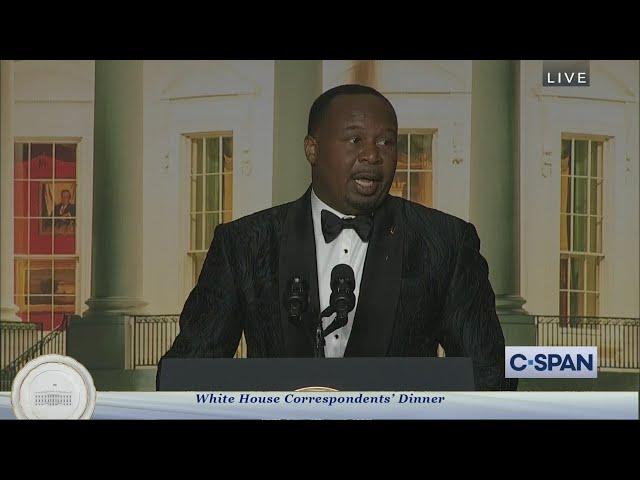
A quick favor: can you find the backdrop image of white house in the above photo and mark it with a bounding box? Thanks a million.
[1,60,637,390]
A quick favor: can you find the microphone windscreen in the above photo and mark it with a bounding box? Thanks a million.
[330,264,355,290]
[286,275,308,316]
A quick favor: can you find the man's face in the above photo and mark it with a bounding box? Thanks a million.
[61,191,71,204]
[305,94,398,215]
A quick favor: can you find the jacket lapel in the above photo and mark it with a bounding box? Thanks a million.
[278,187,319,356]
[344,195,404,356]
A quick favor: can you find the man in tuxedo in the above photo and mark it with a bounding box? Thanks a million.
[54,189,76,217]
[160,84,515,391]
[54,189,76,231]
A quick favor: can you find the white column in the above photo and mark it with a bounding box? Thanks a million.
[84,60,147,317]
[0,60,20,322]
[67,61,147,386]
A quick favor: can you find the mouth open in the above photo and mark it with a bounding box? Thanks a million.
[352,174,381,196]
[355,178,375,188]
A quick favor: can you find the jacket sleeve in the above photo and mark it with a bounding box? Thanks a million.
[437,221,517,391]
[159,223,243,363]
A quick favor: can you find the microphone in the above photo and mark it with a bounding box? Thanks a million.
[321,264,356,336]
[285,275,308,325]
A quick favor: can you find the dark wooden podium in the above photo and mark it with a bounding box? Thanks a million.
[157,357,475,391]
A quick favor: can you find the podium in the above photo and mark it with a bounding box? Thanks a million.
[157,357,475,391]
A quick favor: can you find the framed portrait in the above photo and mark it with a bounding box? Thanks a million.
[40,182,76,236]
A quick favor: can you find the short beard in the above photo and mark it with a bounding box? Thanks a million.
[344,191,387,215]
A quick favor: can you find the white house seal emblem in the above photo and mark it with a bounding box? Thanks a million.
[11,355,96,420]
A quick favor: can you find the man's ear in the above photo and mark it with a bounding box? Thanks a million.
[304,135,319,167]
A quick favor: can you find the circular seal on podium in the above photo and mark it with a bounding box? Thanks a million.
[295,386,338,392]
[11,354,96,420]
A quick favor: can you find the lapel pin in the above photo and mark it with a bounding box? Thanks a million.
[389,226,395,235]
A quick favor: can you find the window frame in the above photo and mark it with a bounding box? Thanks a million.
[13,138,82,330]
[184,131,234,285]
[395,128,437,207]
[559,134,608,318]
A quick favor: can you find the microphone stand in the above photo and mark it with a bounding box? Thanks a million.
[314,306,350,358]
[314,307,333,358]
[315,320,326,358]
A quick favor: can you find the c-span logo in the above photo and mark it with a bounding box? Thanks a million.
[11,355,96,419]
[505,347,597,378]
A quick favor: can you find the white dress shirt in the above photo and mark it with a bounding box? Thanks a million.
[311,189,369,358]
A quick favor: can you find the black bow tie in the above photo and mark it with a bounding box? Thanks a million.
[321,209,373,243]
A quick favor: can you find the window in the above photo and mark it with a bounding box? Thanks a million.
[13,142,79,330]
[187,134,233,284]
[391,131,434,207]
[559,137,604,317]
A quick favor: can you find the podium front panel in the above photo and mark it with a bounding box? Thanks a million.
[157,357,475,391]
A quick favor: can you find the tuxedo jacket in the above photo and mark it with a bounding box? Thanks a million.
[54,203,75,217]
[161,187,516,391]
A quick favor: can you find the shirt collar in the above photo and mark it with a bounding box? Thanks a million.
[311,188,354,221]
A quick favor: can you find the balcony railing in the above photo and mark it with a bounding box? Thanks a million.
[125,315,247,370]
[4,314,636,380]
[0,317,69,391]
[535,316,639,370]
[126,315,181,369]
[1,321,42,370]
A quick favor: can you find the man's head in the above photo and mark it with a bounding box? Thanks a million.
[60,190,71,204]
[304,84,398,216]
